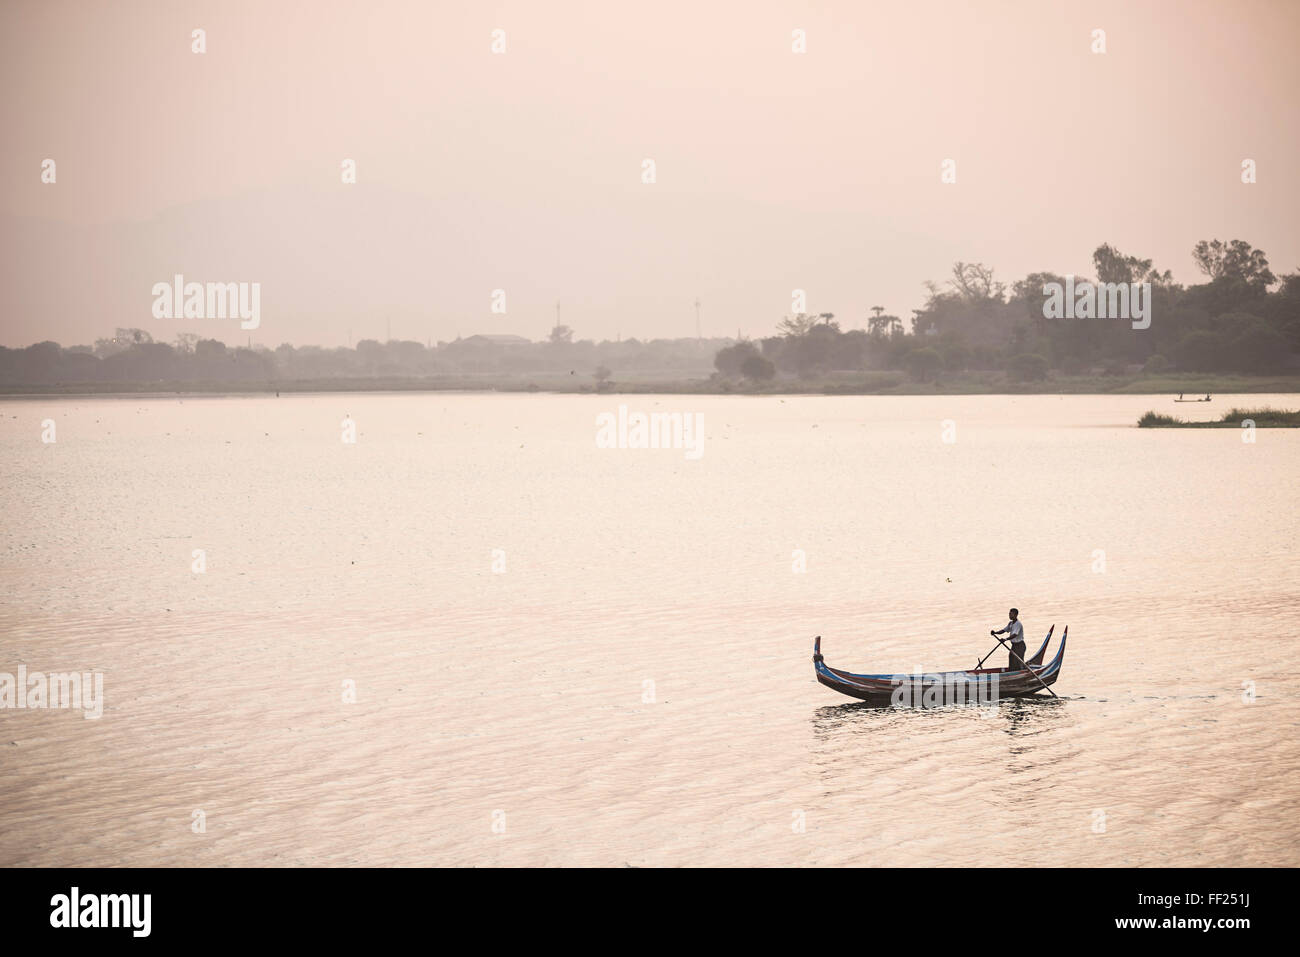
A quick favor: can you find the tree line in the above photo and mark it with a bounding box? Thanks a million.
[3,239,1296,388]
[715,239,1299,383]
[0,327,722,387]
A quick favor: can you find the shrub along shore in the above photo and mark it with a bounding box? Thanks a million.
[1138,407,1300,427]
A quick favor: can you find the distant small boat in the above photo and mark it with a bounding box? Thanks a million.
[1174,396,1212,402]
[813,626,1067,705]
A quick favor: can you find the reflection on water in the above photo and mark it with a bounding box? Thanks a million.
[812,694,1071,736]
[808,696,1084,863]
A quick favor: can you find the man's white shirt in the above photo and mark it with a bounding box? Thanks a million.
[1004,620,1024,642]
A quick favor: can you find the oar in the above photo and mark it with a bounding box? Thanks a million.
[987,633,1058,698]
[974,636,1005,670]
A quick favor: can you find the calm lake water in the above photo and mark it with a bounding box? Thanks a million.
[2,392,1298,866]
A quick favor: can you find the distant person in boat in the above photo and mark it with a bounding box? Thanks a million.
[991,608,1026,671]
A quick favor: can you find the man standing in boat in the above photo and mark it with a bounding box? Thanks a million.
[991,608,1027,671]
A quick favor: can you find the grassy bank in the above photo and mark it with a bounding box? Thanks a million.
[1138,407,1300,428]
[4,371,1300,397]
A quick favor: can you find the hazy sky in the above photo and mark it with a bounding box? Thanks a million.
[2,0,1298,348]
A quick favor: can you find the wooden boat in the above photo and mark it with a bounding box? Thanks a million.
[1174,397,1211,402]
[813,626,1067,706]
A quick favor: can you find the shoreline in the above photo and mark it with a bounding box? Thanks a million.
[4,372,1300,399]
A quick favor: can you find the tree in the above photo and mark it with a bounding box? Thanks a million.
[905,347,943,382]
[355,339,385,370]
[116,328,153,345]
[714,340,760,376]
[777,312,837,337]
[1011,271,1069,320]
[914,264,1016,344]
[1261,271,1300,349]
[1090,243,1169,286]
[740,354,776,381]
[93,336,128,358]
[1175,330,1221,372]
[22,341,62,375]
[594,365,611,383]
[1220,315,1290,372]
[1007,353,1049,382]
[786,322,844,376]
[195,339,228,361]
[1192,239,1275,289]
[549,325,574,345]
[95,328,152,358]
[935,333,970,371]
[867,312,903,337]
[944,262,1004,303]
